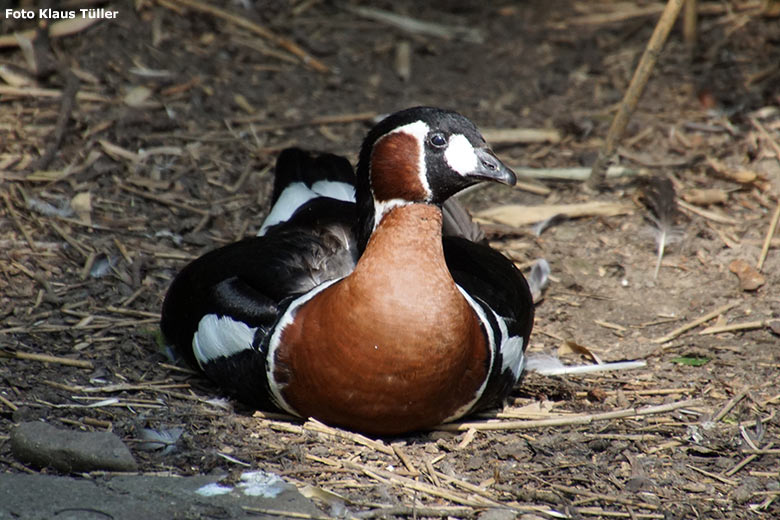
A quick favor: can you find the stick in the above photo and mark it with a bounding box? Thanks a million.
[0,393,19,412]
[0,16,102,48]
[686,464,738,486]
[0,85,108,103]
[436,399,700,432]
[303,418,394,455]
[699,320,767,335]
[33,68,79,171]
[1,191,37,251]
[167,0,329,73]
[480,127,561,144]
[683,0,697,48]
[118,182,209,216]
[711,388,749,422]
[741,448,780,455]
[0,349,94,369]
[757,202,780,272]
[677,198,742,225]
[514,166,639,181]
[652,300,740,343]
[550,483,658,510]
[588,0,685,189]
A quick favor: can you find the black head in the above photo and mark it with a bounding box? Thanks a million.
[355,107,516,249]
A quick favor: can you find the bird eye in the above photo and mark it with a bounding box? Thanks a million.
[429,133,447,148]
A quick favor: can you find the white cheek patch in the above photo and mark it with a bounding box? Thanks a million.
[444,134,478,176]
[193,314,257,369]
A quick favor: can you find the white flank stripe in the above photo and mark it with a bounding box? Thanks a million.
[491,307,525,378]
[265,278,342,415]
[193,314,258,369]
[443,285,497,423]
[444,134,478,176]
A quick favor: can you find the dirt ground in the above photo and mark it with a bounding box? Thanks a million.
[1,1,779,518]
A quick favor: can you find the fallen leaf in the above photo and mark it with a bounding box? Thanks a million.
[671,356,710,366]
[124,85,152,107]
[729,259,766,291]
[682,188,728,206]
[71,192,92,225]
[558,340,602,364]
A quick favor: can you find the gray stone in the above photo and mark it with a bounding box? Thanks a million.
[478,508,518,520]
[0,472,324,520]
[11,421,138,473]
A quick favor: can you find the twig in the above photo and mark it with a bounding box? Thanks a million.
[166,0,329,73]
[683,0,697,48]
[757,201,780,272]
[436,399,700,432]
[0,393,19,412]
[699,320,768,335]
[686,464,738,486]
[356,505,475,519]
[726,441,774,477]
[750,116,780,160]
[117,182,210,216]
[550,483,658,510]
[480,127,561,144]
[50,220,93,258]
[652,300,740,343]
[588,0,685,189]
[32,68,79,171]
[576,508,664,519]
[741,448,780,455]
[0,85,108,103]
[1,191,37,251]
[0,348,94,369]
[343,4,483,43]
[0,16,102,48]
[677,198,742,225]
[303,418,394,455]
[230,110,376,126]
[711,388,749,422]
[514,166,639,181]
[241,508,342,520]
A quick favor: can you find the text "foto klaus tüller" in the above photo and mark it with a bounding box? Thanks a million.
[5,8,119,19]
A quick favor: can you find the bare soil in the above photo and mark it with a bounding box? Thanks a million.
[1,1,779,518]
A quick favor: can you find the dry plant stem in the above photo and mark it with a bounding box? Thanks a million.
[0,394,19,412]
[700,320,768,335]
[166,0,329,73]
[726,442,774,476]
[0,85,108,102]
[652,300,740,343]
[437,399,700,432]
[0,349,94,369]
[1,192,36,251]
[241,507,336,520]
[711,388,749,422]
[756,201,780,271]
[549,483,658,511]
[33,68,79,171]
[587,0,685,189]
[118,183,209,216]
[683,0,698,47]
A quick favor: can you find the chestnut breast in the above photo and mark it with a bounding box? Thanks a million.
[272,204,489,434]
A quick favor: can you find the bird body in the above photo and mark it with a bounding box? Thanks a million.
[161,107,534,435]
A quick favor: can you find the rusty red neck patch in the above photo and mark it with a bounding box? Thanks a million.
[370,131,429,203]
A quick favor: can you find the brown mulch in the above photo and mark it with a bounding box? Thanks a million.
[1,1,779,518]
